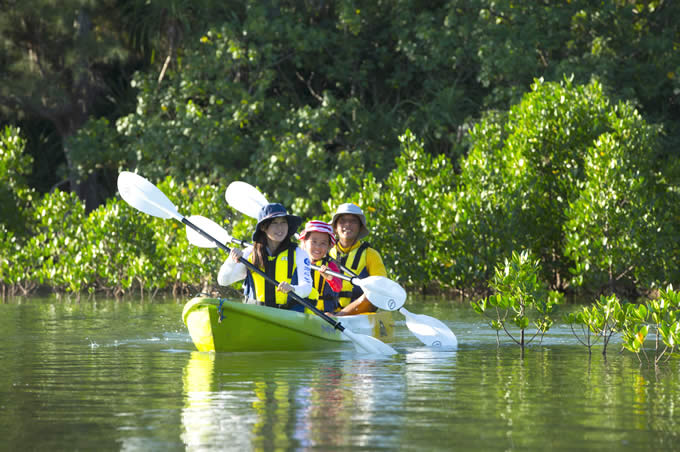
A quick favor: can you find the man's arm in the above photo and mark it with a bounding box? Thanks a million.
[365,248,387,277]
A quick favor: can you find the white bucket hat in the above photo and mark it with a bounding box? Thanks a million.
[331,203,369,240]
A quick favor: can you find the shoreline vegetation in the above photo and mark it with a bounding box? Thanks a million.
[2,4,680,319]
[3,78,678,302]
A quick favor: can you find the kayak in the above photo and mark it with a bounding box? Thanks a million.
[182,296,395,352]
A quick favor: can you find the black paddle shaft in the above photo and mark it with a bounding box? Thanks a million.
[181,217,346,332]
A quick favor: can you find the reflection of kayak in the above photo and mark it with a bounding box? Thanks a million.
[182,297,395,352]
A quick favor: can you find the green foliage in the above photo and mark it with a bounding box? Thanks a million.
[71,23,360,217]
[4,2,680,299]
[0,175,237,297]
[326,130,457,289]
[0,126,35,235]
[68,2,490,216]
[0,0,144,200]
[567,286,680,365]
[637,285,680,363]
[473,1,680,137]
[564,294,624,355]
[454,77,672,295]
[451,109,512,288]
[563,98,671,292]
[472,250,563,349]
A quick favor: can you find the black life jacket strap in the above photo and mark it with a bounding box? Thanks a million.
[280,244,296,309]
[287,243,295,279]
[336,242,370,272]
[264,256,277,307]
[351,242,370,269]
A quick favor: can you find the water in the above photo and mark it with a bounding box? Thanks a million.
[1,296,679,451]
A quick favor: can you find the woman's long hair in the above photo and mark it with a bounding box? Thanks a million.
[251,219,293,269]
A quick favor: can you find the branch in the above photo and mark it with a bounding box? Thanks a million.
[569,324,589,347]
[295,71,323,103]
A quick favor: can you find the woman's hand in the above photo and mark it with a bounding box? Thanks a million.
[229,248,243,262]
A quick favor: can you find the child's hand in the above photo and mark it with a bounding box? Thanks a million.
[277,281,293,293]
[318,265,334,281]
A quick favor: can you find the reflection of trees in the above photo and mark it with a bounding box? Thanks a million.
[452,347,680,450]
[8,298,680,450]
[2,298,190,450]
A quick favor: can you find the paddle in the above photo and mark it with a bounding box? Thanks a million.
[328,258,457,348]
[184,215,406,311]
[225,181,407,310]
[329,258,458,348]
[225,181,458,348]
[224,181,268,220]
[116,171,397,355]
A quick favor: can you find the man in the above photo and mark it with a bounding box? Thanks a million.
[329,203,387,315]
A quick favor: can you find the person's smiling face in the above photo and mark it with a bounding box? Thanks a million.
[263,217,289,244]
[302,231,331,261]
[336,214,360,245]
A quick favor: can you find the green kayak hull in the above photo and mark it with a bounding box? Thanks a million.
[182,296,395,352]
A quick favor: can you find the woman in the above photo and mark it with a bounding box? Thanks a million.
[217,203,312,311]
[298,220,343,313]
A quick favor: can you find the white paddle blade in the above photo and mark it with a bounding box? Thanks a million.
[186,215,233,248]
[117,171,181,220]
[356,276,407,311]
[225,181,269,219]
[399,308,458,348]
[342,328,398,355]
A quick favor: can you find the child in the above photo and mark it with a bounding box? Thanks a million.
[218,203,312,311]
[298,220,343,313]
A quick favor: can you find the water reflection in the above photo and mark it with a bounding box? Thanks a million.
[4,298,680,451]
[180,351,409,450]
[293,363,351,448]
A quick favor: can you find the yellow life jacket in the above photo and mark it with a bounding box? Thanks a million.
[304,287,323,315]
[245,244,297,307]
[329,242,370,307]
[244,244,321,312]
[309,262,340,313]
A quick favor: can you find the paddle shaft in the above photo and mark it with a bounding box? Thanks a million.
[224,182,363,282]
[216,234,349,283]
[181,217,347,333]
[316,266,358,283]
[327,255,359,278]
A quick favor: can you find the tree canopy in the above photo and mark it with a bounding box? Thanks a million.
[2,1,680,297]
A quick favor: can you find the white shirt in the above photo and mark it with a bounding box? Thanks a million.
[217,245,313,298]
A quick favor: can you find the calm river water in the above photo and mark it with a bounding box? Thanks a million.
[1,296,678,451]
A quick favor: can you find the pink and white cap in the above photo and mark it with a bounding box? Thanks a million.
[298,220,336,246]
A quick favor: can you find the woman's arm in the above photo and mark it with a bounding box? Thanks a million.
[217,247,252,286]
[289,247,312,298]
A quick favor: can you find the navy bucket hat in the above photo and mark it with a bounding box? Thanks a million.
[252,203,302,242]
